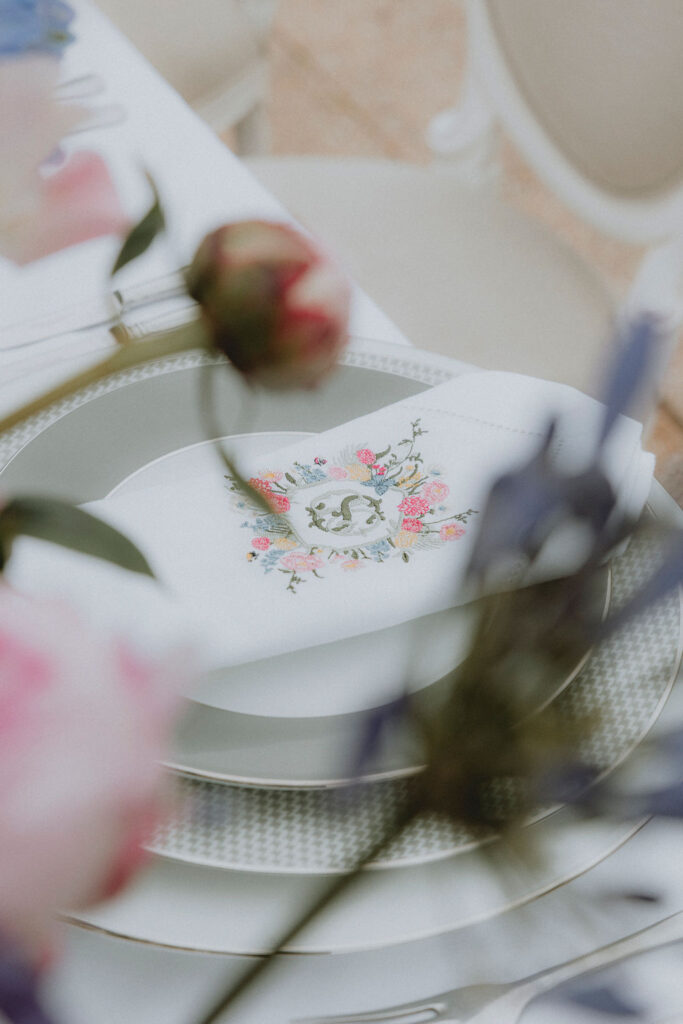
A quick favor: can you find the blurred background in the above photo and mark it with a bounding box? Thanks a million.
[97,0,683,500]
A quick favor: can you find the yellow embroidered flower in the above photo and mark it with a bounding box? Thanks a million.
[397,466,422,489]
[346,463,371,482]
[393,530,417,549]
[275,537,298,550]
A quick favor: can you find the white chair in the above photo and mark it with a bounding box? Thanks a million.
[247,0,683,402]
[95,0,277,152]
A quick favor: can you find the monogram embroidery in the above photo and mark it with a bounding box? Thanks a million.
[227,420,477,593]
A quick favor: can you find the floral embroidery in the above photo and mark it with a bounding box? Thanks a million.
[440,522,466,541]
[397,495,430,517]
[227,419,477,593]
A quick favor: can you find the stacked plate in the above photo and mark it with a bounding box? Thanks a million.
[1,338,680,966]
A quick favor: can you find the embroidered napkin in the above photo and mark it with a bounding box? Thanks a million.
[7,370,653,669]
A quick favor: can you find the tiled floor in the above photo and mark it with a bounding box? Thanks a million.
[105,0,681,499]
[261,0,682,503]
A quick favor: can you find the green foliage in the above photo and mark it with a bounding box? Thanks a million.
[111,174,165,276]
[0,497,154,577]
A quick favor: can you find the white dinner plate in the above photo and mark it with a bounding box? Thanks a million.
[0,336,605,786]
[67,811,646,956]
[105,433,482,719]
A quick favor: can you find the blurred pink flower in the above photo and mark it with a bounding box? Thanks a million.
[356,449,375,465]
[440,522,465,542]
[401,518,423,533]
[252,536,270,551]
[0,588,187,963]
[329,466,347,480]
[187,220,351,390]
[0,56,128,264]
[423,480,449,504]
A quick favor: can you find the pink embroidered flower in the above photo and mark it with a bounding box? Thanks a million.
[269,493,290,514]
[397,495,430,517]
[402,518,423,533]
[423,480,450,504]
[329,466,347,480]
[249,477,273,496]
[341,559,364,571]
[252,536,270,551]
[375,466,387,476]
[356,448,376,465]
[440,523,465,541]
[280,553,324,573]
[0,589,188,962]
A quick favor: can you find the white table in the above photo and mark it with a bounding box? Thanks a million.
[0,0,408,413]
[2,5,682,1023]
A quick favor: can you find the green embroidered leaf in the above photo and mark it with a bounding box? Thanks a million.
[402,551,410,562]
[0,497,154,577]
[374,446,391,460]
[111,174,166,276]
[285,473,297,484]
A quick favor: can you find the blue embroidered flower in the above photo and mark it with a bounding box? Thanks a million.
[260,548,284,573]
[294,462,327,484]
[362,475,393,496]
[365,539,392,561]
[0,0,75,56]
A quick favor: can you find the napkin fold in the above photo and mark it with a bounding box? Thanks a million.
[7,370,654,670]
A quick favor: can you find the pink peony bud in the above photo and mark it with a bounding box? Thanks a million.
[0,587,189,963]
[186,220,351,389]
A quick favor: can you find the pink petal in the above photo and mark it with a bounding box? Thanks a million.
[3,151,129,265]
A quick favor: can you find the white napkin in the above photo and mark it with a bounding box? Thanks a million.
[7,370,653,669]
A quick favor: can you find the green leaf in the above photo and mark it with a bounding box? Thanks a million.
[0,497,154,577]
[111,174,166,276]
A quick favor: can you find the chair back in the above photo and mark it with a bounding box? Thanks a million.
[469,0,683,242]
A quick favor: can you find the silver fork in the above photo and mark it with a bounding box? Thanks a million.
[293,910,683,1024]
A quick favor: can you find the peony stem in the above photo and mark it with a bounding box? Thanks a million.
[0,321,211,437]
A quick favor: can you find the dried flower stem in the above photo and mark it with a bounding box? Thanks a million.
[195,797,422,1024]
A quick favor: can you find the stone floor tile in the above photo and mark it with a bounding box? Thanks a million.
[649,404,683,506]
[271,0,464,162]
[660,332,683,422]
[269,32,397,158]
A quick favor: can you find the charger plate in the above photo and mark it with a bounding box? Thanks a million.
[0,336,604,786]
[10,332,672,948]
[64,487,683,952]
[150,515,679,874]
